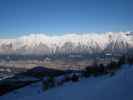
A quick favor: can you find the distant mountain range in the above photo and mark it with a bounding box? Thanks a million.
[0,32,133,56]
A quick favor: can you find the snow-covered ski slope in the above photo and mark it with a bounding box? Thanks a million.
[1,64,133,100]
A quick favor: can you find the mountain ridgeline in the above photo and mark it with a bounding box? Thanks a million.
[0,32,133,60]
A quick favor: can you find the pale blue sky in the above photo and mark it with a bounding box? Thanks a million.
[0,0,132,37]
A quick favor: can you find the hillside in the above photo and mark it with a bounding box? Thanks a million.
[1,64,133,100]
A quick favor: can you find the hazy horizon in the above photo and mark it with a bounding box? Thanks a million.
[0,31,132,39]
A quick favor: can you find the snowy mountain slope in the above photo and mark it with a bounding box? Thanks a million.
[0,32,133,55]
[1,64,133,100]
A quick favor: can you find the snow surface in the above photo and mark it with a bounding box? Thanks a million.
[1,64,133,100]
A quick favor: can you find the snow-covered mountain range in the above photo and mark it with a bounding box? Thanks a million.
[0,32,133,55]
